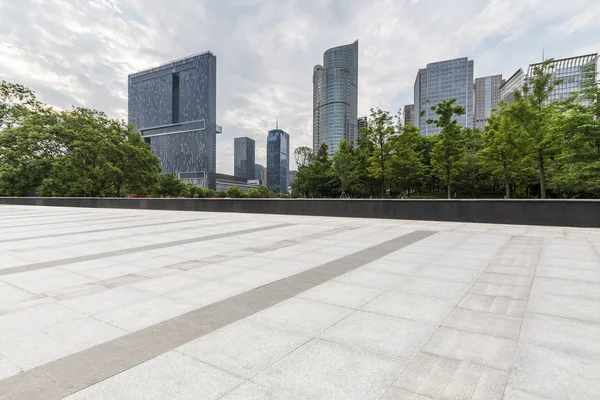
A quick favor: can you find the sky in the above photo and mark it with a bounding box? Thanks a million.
[0,0,599,173]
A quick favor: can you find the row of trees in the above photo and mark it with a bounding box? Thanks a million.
[292,60,600,199]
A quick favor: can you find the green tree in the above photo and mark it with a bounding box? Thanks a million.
[0,81,40,129]
[363,108,396,195]
[427,99,466,199]
[333,140,363,197]
[226,186,243,198]
[153,174,187,197]
[480,108,530,198]
[388,123,424,197]
[294,146,313,168]
[507,60,563,198]
[548,63,600,197]
[291,144,337,198]
[457,128,490,198]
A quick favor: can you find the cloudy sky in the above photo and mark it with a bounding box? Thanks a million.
[1,0,598,173]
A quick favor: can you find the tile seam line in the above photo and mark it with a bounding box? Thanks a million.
[0,215,147,230]
[0,223,294,277]
[0,218,208,244]
[0,230,435,400]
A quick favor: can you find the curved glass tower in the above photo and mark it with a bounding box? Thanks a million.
[313,40,358,156]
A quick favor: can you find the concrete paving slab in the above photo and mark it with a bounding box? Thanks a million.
[0,206,599,399]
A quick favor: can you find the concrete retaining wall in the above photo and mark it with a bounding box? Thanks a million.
[0,197,598,228]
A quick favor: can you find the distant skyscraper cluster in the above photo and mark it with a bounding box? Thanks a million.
[127,43,597,194]
[313,40,359,156]
[407,53,598,134]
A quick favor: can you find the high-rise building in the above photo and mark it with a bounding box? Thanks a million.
[254,163,264,183]
[526,53,599,103]
[266,128,290,193]
[414,57,474,136]
[499,69,525,104]
[403,105,414,126]
[313,40,358,155]
[288,170,297,188]
[357,116,367,137]
[474,75,503,129]
[128,52,220,189]
[234,137,255,180]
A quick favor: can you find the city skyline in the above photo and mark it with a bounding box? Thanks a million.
[1,0,598,172]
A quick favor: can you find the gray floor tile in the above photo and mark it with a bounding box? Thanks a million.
[459,293,527,317]
[413,265,481,283]
[253,338,404,400]
[0,317,126,370]
[299,281,382,308]
[478,273,533,287]
[423,327,516,371]
[0,357,21,380]
[527,292,600,323]
[176,319,310,378]
[93,297,196,332]
[320,311,436,360]
[333,268,407,289]
[520,312,600,359]
[59,287,153,315]
[381,387,433,399]
[248,298,352,336]
[64,351,243,400]
[531,277,600,301]
[535,266,600,284]
[508,342,600,400]
[393,351,507,400]
[469,281,530,300]
[443,308,522,340]
[362,290,456,324]
[393,276,470,300]
[162,280,249,307]
[220,382,298,400]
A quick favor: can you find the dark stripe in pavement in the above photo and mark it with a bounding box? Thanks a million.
[0,223,294,277]
[0,230,434,400]
[0,212,90,222]
[0,218,207,244]
[1,215,144,230]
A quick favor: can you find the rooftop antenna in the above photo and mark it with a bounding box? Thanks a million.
[276,117,279,130]
[542,48,545,62]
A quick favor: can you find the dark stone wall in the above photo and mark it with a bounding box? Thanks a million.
[0,198,598,228]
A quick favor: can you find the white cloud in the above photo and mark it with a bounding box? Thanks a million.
[0,0,598,173]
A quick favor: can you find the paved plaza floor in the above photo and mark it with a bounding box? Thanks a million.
[0,205,599,400]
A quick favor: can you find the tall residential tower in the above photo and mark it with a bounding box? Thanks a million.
[414,57,474,136]
[128,52,220,189]
[313,40,358,155]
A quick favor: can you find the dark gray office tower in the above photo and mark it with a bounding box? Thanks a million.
[266,128,290,193]
[414,57,474,136]
[128,52,220,189]
[234,137,255,180]
[403,105,414,126]
[474,75,503,129]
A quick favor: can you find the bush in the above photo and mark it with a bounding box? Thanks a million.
[226,186,243,198]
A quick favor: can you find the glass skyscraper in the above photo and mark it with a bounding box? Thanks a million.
[500,69,525,104]
[526,54,598,103]
[266,129,290,194]
[313,40,358,155]
[474,74,503,129]
[128,52,220,189]
[234,137,255,181]
[414,57,474,136]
